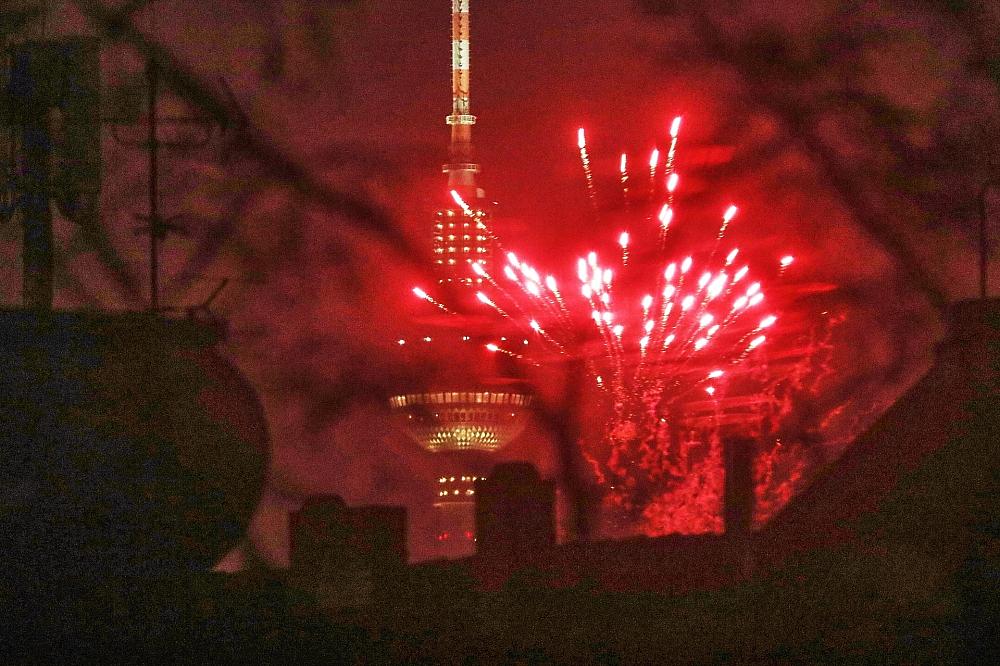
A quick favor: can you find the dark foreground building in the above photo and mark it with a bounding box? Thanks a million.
[289,497,407,611]
[0,311,368,663]
[474,462,556,559]
[4,299,997,663]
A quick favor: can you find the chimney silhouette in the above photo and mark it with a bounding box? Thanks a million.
[723,436,756,537]
[475,462,555,558]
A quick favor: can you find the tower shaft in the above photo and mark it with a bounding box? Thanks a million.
[444,0,479,192]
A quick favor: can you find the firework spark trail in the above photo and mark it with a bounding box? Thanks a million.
[448,189,509,264]
[619,153,630,211]
[673,273,760,358]
[646,281,770,400]
[658,116,682,250]
[582,257,632,421]
[651,257,693,353]
[707,204,739,265]
[475,290,514,321]
[484,342,540,366]
[532,285,570,331]
[450,189,473,215]
[666,116,681,172]
[582,278,615,361]
[657,203,674,250]
[488,264,529,313]
[529,318,567,353]
[518,259,567,324]
[505,254,573,335]
[544,274,575,330]
[412,286,455,314]
[471,260,556,338]
[520,278,570,340]
[808,313,839,391]
[648,148,660,202]
[577,128,599,219]
[579,264,625,389]
[492,255,568,328]
[634,265,681,384]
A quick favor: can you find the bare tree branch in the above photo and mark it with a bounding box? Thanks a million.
[72,0,428,272]
[643,0,950,310]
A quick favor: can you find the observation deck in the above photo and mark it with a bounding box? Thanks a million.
[389,389,532,453]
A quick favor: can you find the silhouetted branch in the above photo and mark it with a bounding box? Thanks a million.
[72,0,428,273]
[643,0,949,310]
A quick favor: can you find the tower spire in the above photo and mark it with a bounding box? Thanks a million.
[444,0,480,193]
[434,0,491,285]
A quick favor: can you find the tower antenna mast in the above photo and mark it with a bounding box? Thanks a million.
[444,0,479,192]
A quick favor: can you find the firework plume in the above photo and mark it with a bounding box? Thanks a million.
[414,119,814,533]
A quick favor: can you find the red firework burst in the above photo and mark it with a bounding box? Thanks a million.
[413,119,807,533]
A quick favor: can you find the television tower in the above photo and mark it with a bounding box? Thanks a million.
[434,0,493,285]
[390,0,532,559]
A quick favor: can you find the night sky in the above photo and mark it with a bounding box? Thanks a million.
[7,0,1000,562]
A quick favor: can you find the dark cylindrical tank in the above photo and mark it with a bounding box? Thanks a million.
[0,310,269,580]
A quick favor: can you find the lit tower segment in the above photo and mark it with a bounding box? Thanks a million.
[435,0,493,285]
[447,0,475,171]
